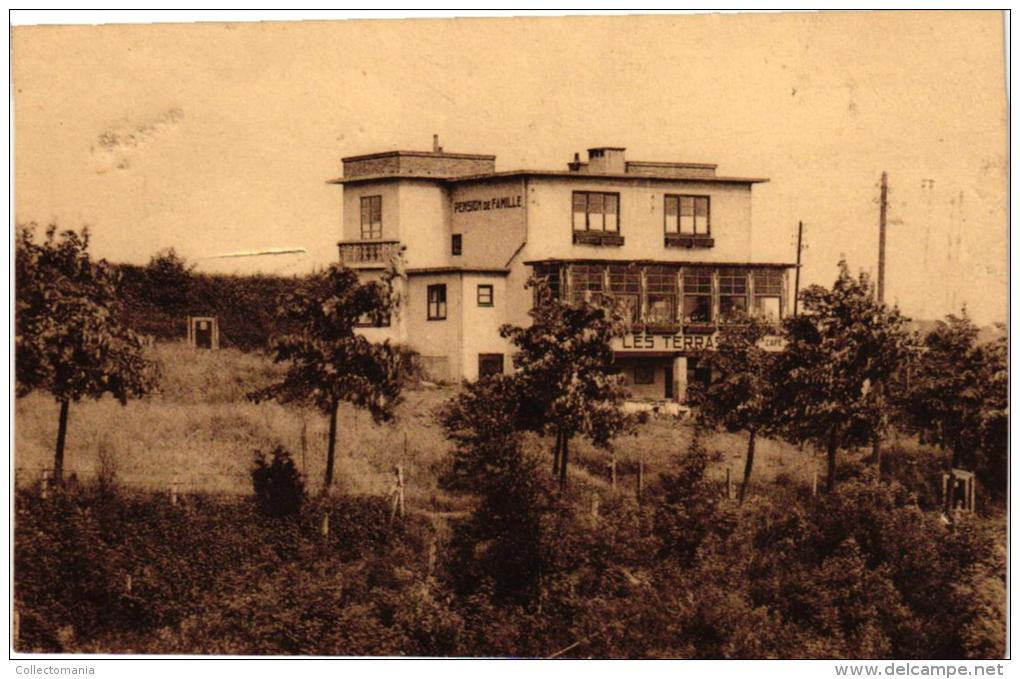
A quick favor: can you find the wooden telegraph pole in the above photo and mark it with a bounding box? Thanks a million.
[877,171,888,303]
[793,221,804,316]
[873,172,889,479]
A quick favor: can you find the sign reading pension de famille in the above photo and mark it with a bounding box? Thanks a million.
[453,195,523,213]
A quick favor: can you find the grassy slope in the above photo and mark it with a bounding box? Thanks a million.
[15,342,821,504]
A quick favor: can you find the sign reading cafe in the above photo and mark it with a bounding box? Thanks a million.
[453,195,523,213]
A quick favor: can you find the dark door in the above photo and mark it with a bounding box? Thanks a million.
[664,364,674,400]
[195,320,212,349]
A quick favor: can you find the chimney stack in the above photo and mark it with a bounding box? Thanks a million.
[587,147,626,174]
[432,134,443,154]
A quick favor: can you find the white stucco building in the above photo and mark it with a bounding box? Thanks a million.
[332,137,794,402]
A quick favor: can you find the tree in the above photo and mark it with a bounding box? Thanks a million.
[15,224,157,483]
[249,264,409,492]
[689,314,781,503]
[895,313,1007,501]
[773,261,910,492]
[499,281,632,490]
[143,248,194,317]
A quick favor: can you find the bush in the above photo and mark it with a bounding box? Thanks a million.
[251,446,304,518]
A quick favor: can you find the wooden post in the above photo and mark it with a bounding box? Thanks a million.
[300,419,307,477]
[608,459,617,491]
[636,460,644,500]
[40,469,51,499]
[321,512,330,537]
[390,466,405,521]
[725,467,733,499]
[812,467,818,497]
[397,465,405,518]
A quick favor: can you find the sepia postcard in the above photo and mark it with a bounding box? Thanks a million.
[9,9,1010,672]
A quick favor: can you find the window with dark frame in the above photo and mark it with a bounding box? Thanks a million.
[683,269,713,323]
[753,269,784,321]
[477,284,493,307]
[452,234,462,256]
[572,191,620,232]
[633,364,655,385]
[719,268,749,321]
[569,264,606,305]
[664,195,710,236]
[608,265,641,323]
[427,284,447,320]
[645,266,678,325]
[478,353,504,378]
[360,195,382,240]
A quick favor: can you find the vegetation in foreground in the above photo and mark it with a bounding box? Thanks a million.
[14,436,1005,657]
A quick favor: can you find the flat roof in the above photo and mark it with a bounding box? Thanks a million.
[524,258,796,268]
[341,150,497,162]
[328,170,768,185]
[405,266,510,276]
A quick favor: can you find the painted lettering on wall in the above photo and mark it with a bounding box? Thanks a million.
[453,195,523,213]
[615,333,717,351]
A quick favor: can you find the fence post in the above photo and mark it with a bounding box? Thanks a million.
[300,419,307,476]
[812,467,818,497]
[390,466,405,522]
[39,470,52,500]
[397,465,405,518]
[636,460,644,501]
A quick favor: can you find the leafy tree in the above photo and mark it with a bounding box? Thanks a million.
[143,248,194,317]
[500,281,632,490]
[15,224,157,483]
[773,261,910,492]
[249,264,409,492]
[895,313,1007,501]
[652,426,730,565]
[689,314,781,503]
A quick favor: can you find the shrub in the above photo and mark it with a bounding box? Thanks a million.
[251,446,305,518]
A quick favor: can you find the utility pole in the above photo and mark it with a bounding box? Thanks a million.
[877,171,888,303]
[793,221,804,316]
[873,172,889,479]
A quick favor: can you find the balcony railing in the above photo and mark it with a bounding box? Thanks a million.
[338,240,402,268]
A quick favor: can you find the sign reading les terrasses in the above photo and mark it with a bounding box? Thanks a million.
[453,195,523,213]
[612,333,788,353]
[613,333,717,352]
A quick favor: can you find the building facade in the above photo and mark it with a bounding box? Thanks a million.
[332,139,794,402]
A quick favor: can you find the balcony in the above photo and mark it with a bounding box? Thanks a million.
[338,240,402,269]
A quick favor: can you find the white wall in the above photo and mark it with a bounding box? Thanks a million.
[523,176,755,264]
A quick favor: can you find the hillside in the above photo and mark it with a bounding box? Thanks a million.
[15,342,821,505]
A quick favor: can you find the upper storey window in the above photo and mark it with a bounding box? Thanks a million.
[360,195,382,240]
[665,195,713,248]
[572,191,623,246]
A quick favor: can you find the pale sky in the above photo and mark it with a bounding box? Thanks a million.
[12,11,1008,324]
